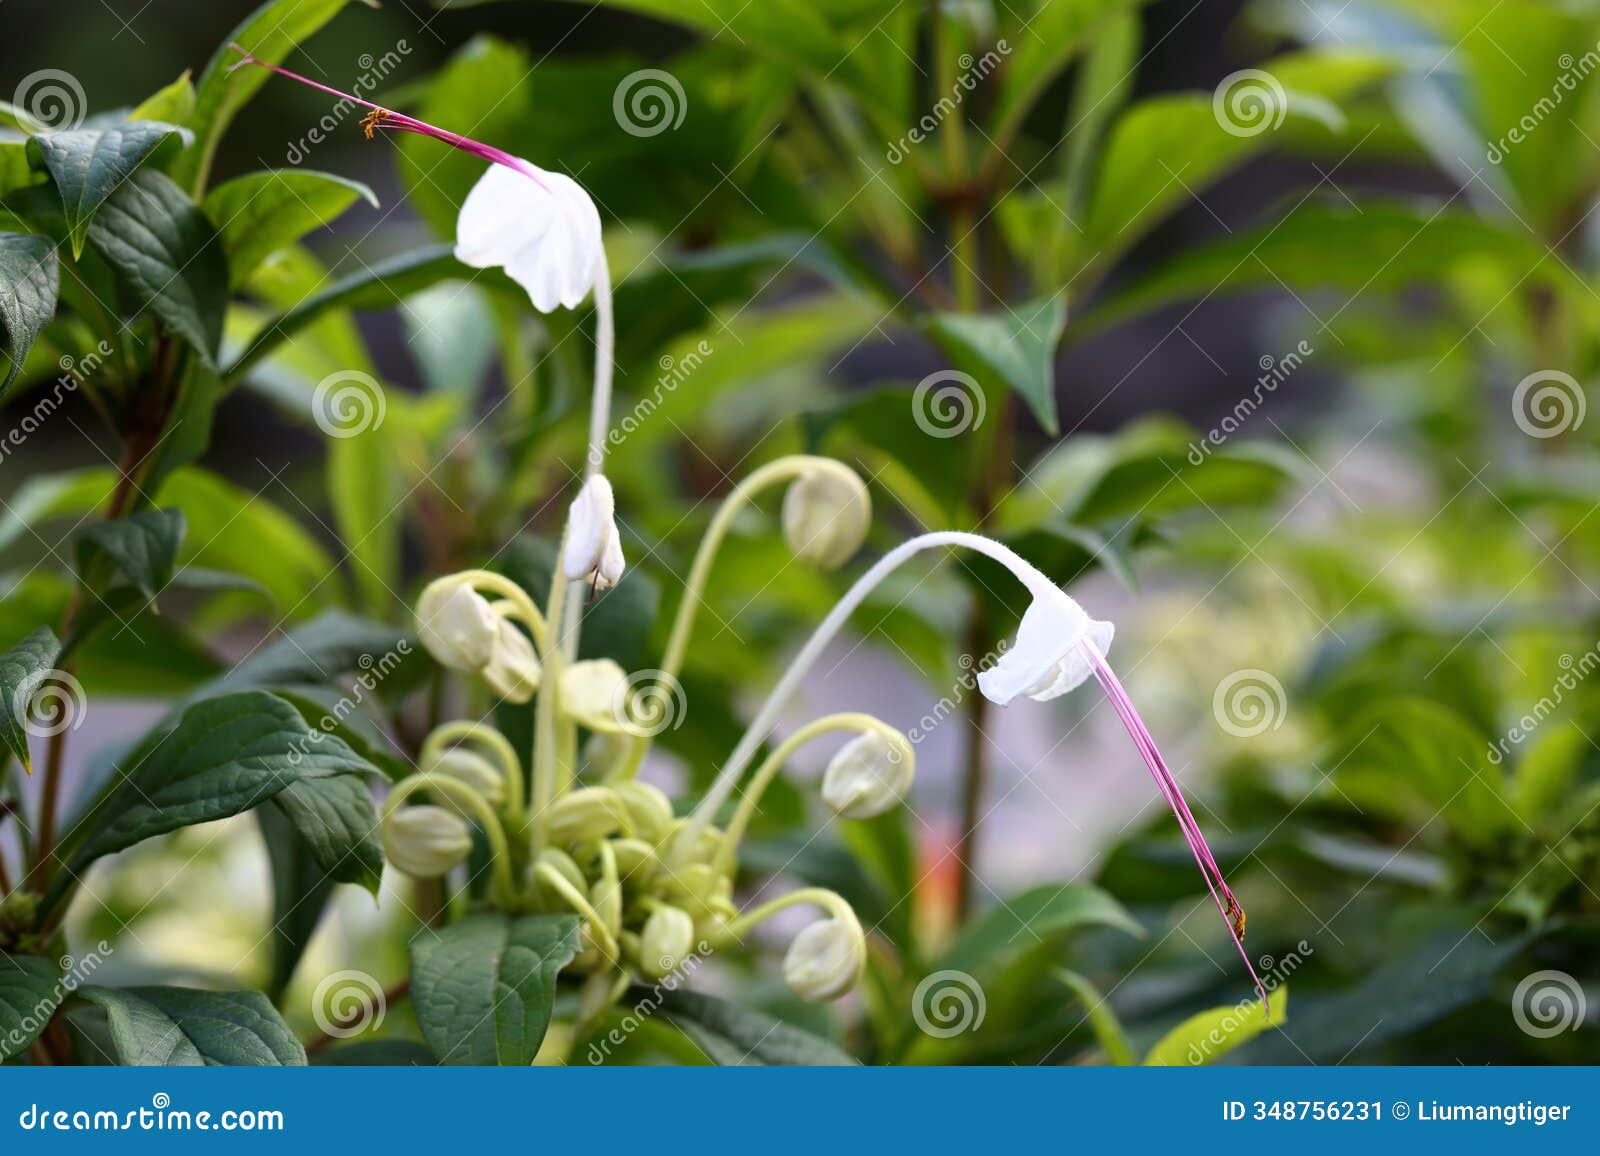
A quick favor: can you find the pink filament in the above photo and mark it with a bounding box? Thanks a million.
[227,44,548,190]
[1080,640,1269,1007]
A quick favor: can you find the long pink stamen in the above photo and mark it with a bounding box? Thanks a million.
[1081,640,1269,1007]
[227,44,549,191]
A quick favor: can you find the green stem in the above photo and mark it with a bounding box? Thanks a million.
[420,720,526,829]
[711,886,855,948]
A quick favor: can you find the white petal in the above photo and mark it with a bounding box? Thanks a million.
[454,161,601,314]
[976,589,1112,706]
[562,475,624,586]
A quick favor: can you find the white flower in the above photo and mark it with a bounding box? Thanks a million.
[783,912,866,1003]
[976,587,1114,706]
[782,466,870,569]
[822,730,915,820]
[562,474,625,590]
[415,581,499,671]
[640,905,696,978]
[381,805,472,878]
[420,747,505,809]
[480,618,541,703]
[455,161,603,313]
[559,658,630,732]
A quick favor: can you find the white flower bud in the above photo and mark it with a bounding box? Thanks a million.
[381,805,472,878]
[640,905,696,978]
[783,910,866,1002]
[822,730,915,820]
[562,474,625,590]
[421,747,506,810]
[480,618,541,703]
[415,580,499,670]
[782,466,870,570]
[559,659,630,732]
[614,781,674,842]
[546,787,629,845]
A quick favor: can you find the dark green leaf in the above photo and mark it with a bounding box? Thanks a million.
[640,986,858,1066]
[939,883,1143,975]
[0,626,61,772]
[926,296,1068,435]
[30,121,189,256]
[257,804,336,998]
[207,612,419,699]
[77,986,306,1065]
[0,954,63,1061]
[87,168,227,363]
[0,232,59,395]
[410,912,580,1065]
[268,770,382,895]
[76,508,185,600]
[203,169,377,288]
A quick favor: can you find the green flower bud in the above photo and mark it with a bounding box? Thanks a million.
[822,729,915,819]
[639,905,696,978]
[560,659,631,733]
[534,848,588,906]
[609,837,657,881]
[660,862,733,920]
[421,747,506,810]
[381,805,472,878]
[782,465,870,570]
[783,907,866,1002]
[480,618,541,703]
[614,781,674,842]
[547,787,630,845]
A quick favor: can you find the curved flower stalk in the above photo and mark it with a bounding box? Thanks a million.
[685,530,1268,1005]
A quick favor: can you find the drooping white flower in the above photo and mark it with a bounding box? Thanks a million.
[783,912,866,1003]
[562,474,625,590]
[976,586,1114,706]
[822,730,915,820]
[782,465,871,570]
[381,805,473,878]
[455,161,603,313]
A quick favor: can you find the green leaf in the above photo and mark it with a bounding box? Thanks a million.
[77,986,306,1065]
[30,121,190,257]
[938,883,1143,975]
[66,689,379,874]
[0,954,64,1061]
[1144,984,1287,1065]
[410,912,580,1065]
[1054,968,1134,1065]
[268,771,383,895]
[641,987,859,1065]
[130,73,197,125]
[87,168,227,364]
[203,169,377,288]
[0,626,61,772]
[225,245,463,384]
[172,0,376,194]
[0,232,59,395]
[207,612,418,699]
[926,296,1068,435]
[76,508,185,600]
[257,805,336,998]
